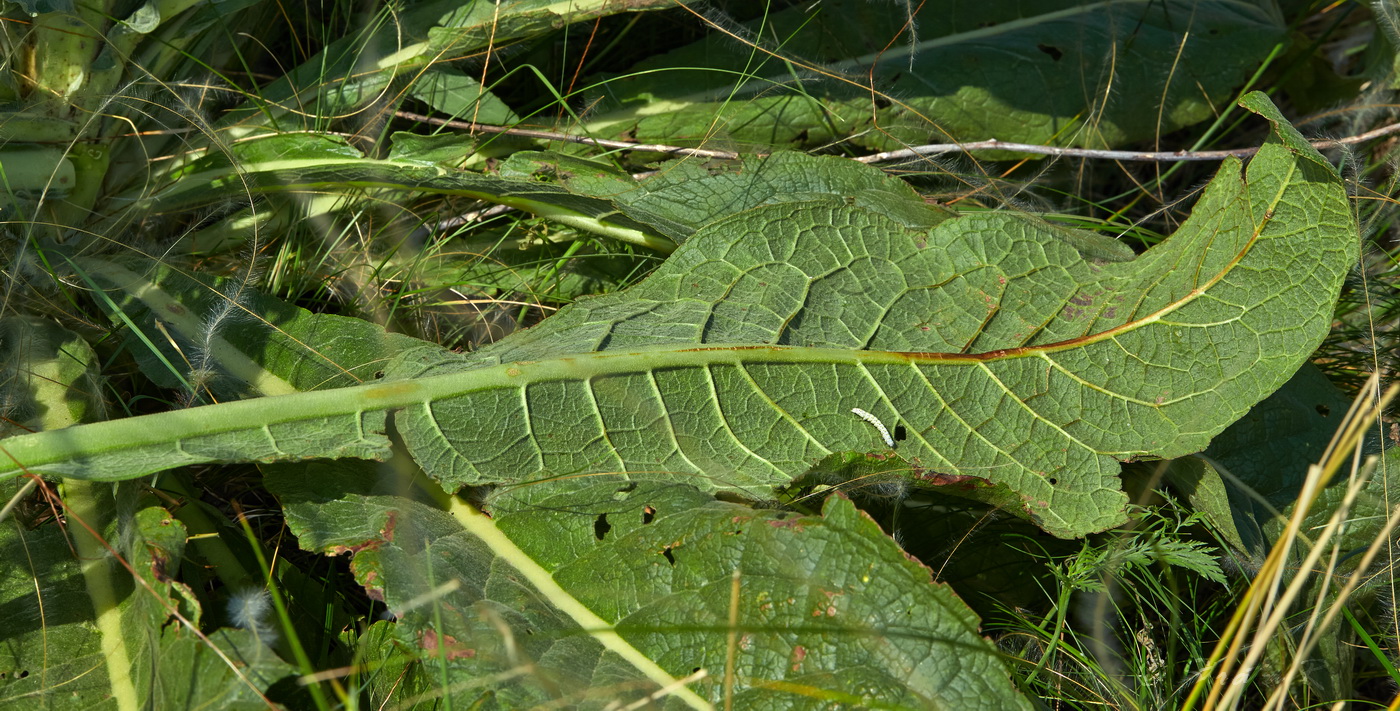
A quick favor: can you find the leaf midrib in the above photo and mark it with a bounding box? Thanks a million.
[2,333,1236,480]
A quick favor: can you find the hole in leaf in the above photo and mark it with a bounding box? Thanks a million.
[1048,478,1059,485]
[1316,404,1331,416]
[662,546,676,565]
[594,514,611,540]
[373,371,385,379]
[1037,44,1063,61]
[642,506,656,524]
[894,424,907,441]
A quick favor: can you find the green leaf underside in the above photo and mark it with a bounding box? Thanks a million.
[269,463,1030,709]
[0,95,1355,538]
[496,151,961,236]
[584,0,1284,151]
[389,95,1352,537]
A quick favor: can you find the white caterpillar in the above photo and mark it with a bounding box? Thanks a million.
[851,408,895,448]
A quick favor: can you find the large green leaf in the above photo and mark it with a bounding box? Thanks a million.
[266,461,1031,709]
[582,0,1285,151]
[0,94,1355,539]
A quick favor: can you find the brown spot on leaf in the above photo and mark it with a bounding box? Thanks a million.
[382,510,398,542]
[767,518,805,531]
[356,566,385,601]
[420,630,476,660]
[149,551,172,582]
[913,469,990,491]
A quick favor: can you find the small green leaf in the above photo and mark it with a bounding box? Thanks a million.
[0,315,105,434]
[410,67,517,124]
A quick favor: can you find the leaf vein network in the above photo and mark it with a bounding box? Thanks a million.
[644,369,705,476]
[975,361,1109,457]
[1037,351,1190,407]
[906,363,1024,474]
[703,364,797,477]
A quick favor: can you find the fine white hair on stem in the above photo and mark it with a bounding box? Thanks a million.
[851,408,895,448]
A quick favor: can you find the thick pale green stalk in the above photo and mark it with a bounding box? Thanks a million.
[64,480,139,711]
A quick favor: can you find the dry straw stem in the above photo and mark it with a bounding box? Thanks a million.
[1183,373,1397,711]
[1262,452,1400,710]
[397,110,1400,163]
[852,120,1400,164]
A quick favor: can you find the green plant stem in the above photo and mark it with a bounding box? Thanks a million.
[156,473,255,587]
[64,479,140,711]
[235,513,335,711]
[516,236,586,325]
[1023,582,1071,688]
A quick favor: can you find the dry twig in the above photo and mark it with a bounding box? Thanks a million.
[398,110,1400,164]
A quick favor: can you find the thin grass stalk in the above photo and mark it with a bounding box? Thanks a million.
[1263,456,1400,709]
[1185,373,1388,710]
[1215,382,1394,708]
